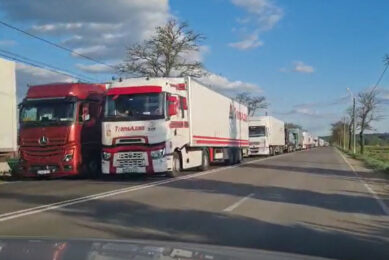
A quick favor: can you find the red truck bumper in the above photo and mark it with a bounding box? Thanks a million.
[19,146,81,178]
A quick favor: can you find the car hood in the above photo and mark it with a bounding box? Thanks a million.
[0,238,333,260]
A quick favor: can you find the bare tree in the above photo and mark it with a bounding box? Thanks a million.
[235,92,268,116]
[118,19,205,77]
[357,89,381,154]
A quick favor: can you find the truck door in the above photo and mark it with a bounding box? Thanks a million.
[79,101,101,167]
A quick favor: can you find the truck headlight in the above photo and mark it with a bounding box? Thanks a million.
[63,154,73,162]
[151,148,165,159]
[102,152,111,161]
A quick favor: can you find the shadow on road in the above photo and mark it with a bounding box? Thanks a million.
[162,178,388,216]
[240,163,357,177]
[0,174,387,216]
[56,199,389,260]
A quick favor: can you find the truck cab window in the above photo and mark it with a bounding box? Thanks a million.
[20,101,75,126]
[249,126,266,137]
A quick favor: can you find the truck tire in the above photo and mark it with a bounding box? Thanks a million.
[167,152,181,178]
[198,149,210,171]
[270,147,276,156]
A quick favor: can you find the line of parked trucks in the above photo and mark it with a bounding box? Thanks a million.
[1,58,328,178]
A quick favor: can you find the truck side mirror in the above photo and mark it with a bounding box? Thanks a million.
[167,96,178,117]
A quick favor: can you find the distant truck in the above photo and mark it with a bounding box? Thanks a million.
[288,128,304,150]
[302,131,314,149]
[284,128,297,153]
[0,58,17,173]
[101,77,249,177]
[249,116,285,156]
[18,83,106,177]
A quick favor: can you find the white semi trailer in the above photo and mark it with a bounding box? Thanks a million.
[249,116,285,156]
[303,131,314,149]
[0,58,17,172]
[101,77,249,177]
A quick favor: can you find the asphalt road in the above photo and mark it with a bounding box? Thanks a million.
[0,147,388,260]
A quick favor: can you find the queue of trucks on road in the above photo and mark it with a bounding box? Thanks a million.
[0,58,328,178]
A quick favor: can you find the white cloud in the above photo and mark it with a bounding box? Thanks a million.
[228,32,263,50]
[180,45,210,63]
[0,0,169,61]
[76,63,114,74]
[293,107,317,116]
[198,73,261,95]
[15,63,75,100]
[377,88,389,106]
[231,0,283,30]
[293,61,315,74]
[72,45,108,58]
[229,0,283,50]
[0,40,16,46]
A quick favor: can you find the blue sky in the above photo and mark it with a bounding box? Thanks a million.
[0,0,388,136]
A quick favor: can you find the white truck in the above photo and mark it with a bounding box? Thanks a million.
[101,77,249,177]
[249,116,285,156]
[302,131,314,149]
[0,58,17,172]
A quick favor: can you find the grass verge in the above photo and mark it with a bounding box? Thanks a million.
[338,146,389,174]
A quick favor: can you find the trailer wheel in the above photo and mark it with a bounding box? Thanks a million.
[167,152,181,178]
[198,149,210,171]
[270,147,276,156]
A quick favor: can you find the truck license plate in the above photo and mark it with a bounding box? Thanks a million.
[122,166,141,173]
[37,170,51,175]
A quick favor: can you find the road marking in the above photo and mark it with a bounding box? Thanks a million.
[223,193,254,212]
[337,149,389,216]
[0,151,300,222]
[0,181,20,185]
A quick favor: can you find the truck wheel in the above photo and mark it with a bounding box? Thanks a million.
[198,150,210,171]
[167,152,181,178]
[270,147,276,156]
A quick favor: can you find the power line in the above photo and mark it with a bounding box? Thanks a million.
[372,63,389,90]
[0,19,116,70]
[0,48,95,82]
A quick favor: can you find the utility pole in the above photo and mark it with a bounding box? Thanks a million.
[343,117,346,150]
[347,88,357,154]
[352,96,356,154]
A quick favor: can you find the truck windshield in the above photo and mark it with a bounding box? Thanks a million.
[249,126,266,137]
[104,93,165,121]
[20,101,75,127]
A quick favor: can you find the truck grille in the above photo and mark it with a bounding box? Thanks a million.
[22,137,66,146]
[24,149,62,157]
[113,152,148,167]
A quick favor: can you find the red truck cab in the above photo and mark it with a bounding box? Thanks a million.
[18,83,106,177]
